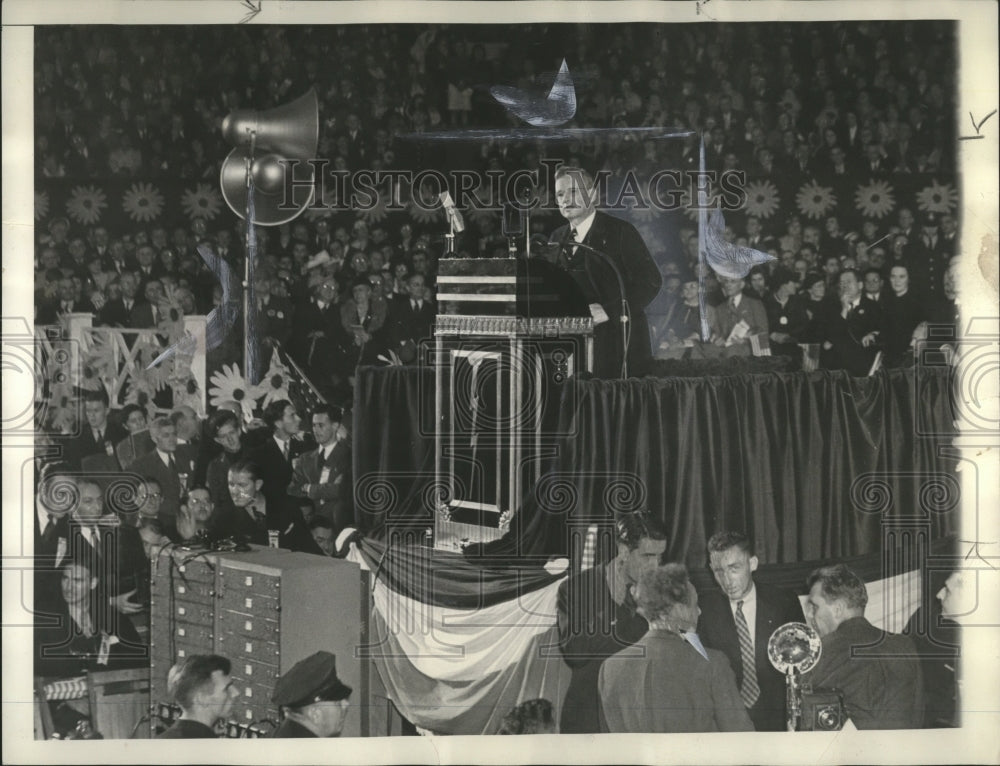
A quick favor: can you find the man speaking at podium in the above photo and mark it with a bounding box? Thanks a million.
[546,166,662,378]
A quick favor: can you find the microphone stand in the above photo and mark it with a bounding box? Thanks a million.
[243,130,257,390]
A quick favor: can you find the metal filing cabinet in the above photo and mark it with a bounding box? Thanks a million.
[150,546,364,736]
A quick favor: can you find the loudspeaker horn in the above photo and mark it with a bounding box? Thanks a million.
[221,88,319,158]
[219,88,320,226]
[220,149,317,227]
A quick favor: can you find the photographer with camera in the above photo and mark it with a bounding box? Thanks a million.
[802,564,924,729]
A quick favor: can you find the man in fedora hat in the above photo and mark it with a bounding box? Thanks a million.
[271,651,352,737]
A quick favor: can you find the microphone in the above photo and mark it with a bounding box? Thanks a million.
[439,191,465,233]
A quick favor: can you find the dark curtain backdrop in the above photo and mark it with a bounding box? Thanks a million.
[353,366,957,568]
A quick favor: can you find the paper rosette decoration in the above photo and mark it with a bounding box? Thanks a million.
[854,179,896,219]
[123,375,158,418]
[251,354,293,409]
[181,183,224,221]
[743,179,781,219]
[915,180,958,215]
[66,185,108,225]
[122,182,165,223]
[132,334,172,391]
[35,191,50,222]
[45,380,78,434]
[795,180,837,220]
[208,363,259,422]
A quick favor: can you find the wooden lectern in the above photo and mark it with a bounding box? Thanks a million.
[432,257,593,550]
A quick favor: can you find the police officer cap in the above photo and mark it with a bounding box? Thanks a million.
[271,651,352,707]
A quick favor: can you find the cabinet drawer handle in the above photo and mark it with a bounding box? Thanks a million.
[245,598,253,609]
[244,576,253,587]
[245,641,253,653]
[245,620,253,631]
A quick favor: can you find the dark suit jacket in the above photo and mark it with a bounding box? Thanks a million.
[697,581,805,731]
[58,517,148,600]
[819,296,886,376]
[211,495,322,555]
[556,564,648,734]
[386,294,436,350]
[802,616,924,730]
[548,211,661,378]
[129,445,197,520]
[710,294,770,356]
[128,300,158,329]
[599,630,754,733]
[247,436,309,503]
[95,298,140,328]
[64,422,127,471]
[35,298,96,325]
[288,441,352,529]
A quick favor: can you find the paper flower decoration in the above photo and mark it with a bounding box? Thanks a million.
[251,355,292,409]
[358,192,389,225]
[743,180,781,219]
[407,185,440,225]
[76,335,117,392]
[123,375,158,418]
[208,363,258,422]
[915,181,958,215]
[796,181,837,220]
[35,191,50,221]
[122,182,165,223]
[45,380,78,434]
[854,180,896,219]
[170,374,205,417]
[156,290,187,342]
[466,182,500,226]
[181,183,224,221]
[66,185,108,225]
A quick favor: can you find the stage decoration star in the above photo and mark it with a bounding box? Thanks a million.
[251,354,293,410]
[743,179,781,219]
[915,180,958,214]
[854,179,896,219]
[66,185,107,225]
[796,180,837,219]
[35,191,50,221]
[122,181,165,223]
[490,59,577,127]
[208,363,259,422]
[181,183,224,221]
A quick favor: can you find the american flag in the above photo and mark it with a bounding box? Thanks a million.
[270,340,327,416]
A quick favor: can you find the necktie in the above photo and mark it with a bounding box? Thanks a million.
[168,454,176,473]
[42,513,58,543]
[282,441,289,461]
[730,297,738,310]
[735,601,760,707]
[95,429,103,443]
